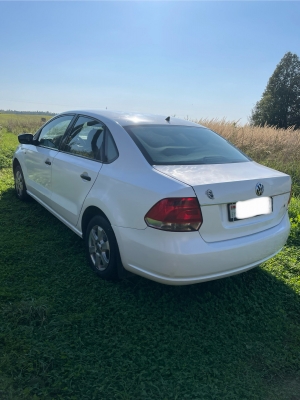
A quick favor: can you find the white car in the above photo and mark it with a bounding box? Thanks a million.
[13,110,291,285]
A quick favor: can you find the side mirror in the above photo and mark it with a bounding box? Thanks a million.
[18,133,34,145]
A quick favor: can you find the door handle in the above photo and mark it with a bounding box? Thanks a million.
[45,160,51,165]
[80,173,91,181]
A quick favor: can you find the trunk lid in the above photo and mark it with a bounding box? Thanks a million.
[154,162,291,242]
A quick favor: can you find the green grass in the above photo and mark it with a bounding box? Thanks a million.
[0,127,300,399]
[0,132,19,169]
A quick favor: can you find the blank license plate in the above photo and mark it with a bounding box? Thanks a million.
[228,197,272,221]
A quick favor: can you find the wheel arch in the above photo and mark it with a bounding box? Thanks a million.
[13,157,21,173]
[81,206,110,239]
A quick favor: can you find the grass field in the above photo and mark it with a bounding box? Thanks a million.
[0,113,52,135]
[0,116,300,399]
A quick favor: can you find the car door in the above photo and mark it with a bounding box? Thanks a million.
[24,114,74,206]
[50,115,105,227]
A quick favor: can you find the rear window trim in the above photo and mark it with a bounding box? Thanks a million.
[123,124,251,166]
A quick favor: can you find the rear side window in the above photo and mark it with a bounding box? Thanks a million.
[105,131,118,163]
[124,125,250,165]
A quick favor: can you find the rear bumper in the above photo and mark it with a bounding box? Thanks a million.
[113,212,290,285]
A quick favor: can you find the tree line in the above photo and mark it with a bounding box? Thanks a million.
[0,110,56,116]
[250,52,300,129]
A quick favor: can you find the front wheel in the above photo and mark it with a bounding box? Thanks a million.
[85,215,119,280]
[14,165,30,201]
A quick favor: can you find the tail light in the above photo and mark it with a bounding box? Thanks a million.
[145,197,203,232]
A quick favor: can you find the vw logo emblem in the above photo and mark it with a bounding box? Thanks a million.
[206,189,214,200]
[255,183,264,196]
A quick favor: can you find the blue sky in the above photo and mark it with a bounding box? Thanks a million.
[1,1,299,123]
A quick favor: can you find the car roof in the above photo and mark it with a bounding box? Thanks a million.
[63,110,204,128]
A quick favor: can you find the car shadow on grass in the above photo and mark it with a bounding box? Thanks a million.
[0,186,300,400]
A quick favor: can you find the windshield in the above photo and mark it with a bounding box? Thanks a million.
[124,124,250,165]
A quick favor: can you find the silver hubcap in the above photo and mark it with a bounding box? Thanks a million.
[88,225,110,271]
[15,170,24,196]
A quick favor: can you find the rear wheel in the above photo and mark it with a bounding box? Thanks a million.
[14,165,30,201]
[85,215,119,280]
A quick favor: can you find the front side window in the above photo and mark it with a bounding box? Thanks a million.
[64,116,105,161]
[124,125,250,165]
[38,115,74,149]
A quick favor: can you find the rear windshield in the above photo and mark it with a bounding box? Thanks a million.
[124,124,250,165]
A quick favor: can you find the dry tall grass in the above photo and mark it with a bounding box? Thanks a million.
[196,118,300,195]
[197,118,300,164]
[0,114,52,135]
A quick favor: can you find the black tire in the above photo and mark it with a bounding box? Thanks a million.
[14,165,30,201]
[85,215,120,280]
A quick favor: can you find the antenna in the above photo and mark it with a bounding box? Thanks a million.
[165,116,170,122]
